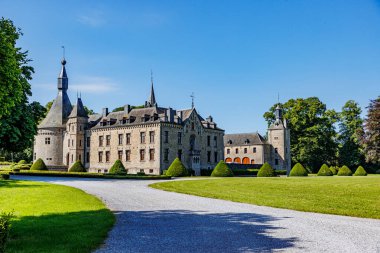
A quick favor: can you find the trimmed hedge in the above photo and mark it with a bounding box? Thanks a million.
[257,162,275,177]
[329,166,338,175]
[0,212,13,253]
[354,166,367,176]
[17,160,27,165]
[166,158,188,177]
[317,164,333,176]
[232,169,259,176]
[109,160,127,174]
[0,173,10,180]
[337,165,353,176]
[69,160,86,172]
[289,163,308,177]
[276,170,287,176]
[30,158,47,171]
[211,160,234,177]
[10,170,171,180]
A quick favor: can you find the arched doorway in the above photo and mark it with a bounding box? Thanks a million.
[242,157,250,164]
[233,157,241,164]
[251,159,255,164]
[225,157,232,163]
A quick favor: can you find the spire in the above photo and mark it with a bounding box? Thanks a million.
[58,58,68,90]
[69,97,88,118]
[146,70,157,107]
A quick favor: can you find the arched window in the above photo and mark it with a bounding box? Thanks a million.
[225,157,232,163]
[242,157,250,164]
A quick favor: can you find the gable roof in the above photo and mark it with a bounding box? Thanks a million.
[224,133,267,146]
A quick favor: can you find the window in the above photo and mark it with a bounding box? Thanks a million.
[149,131,155,143]
[244,148,247,154]
[207,136,211,146]
[98,152,103,162]
[86,137,90,147]
[227,149,230,154]
[118,134,123,145]
[45,138,50,145]
[214,152,218,163]
[178,132,182,144]
[68,139,70,147]
[253,147,257,153]
[140,169,144,173]
[106,135,111,146]
[79,154,81,162]
[99,136,104,146]
[214,136,217,148]
[149,149,155,161]
[207,151,211,163]
[105,151,110,162]
[149,169,153,173]
[86,152,90,163]
[164,148,169,161]
[275,159,279,165]
[104,169,108,173]
[274,137,279,140]
[177,149,182,160]
[71,154,73,162]
[125,150,131,161]
[79,125,82,131]
[34,153,36,160]
[126,133,131,144]
[79,140,82,147]
[118,150,123,160]
[71,139,74,146]
[140,132,146,143]
[164,131,169,143]
[191,122,195,130]
[140,149,145,161]
[275,148,278,154]
[235,148,239,154]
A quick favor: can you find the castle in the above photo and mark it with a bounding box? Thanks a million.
[33,58,291,175]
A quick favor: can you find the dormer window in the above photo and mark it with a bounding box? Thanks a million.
[244,139,250,144]
[228,140,232,145]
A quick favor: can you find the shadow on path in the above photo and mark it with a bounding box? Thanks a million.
[97,210,299,253]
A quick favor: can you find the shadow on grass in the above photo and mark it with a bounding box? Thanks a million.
[97,210,299,253]
[6,209,114,253]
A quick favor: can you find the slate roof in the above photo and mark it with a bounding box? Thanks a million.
[224,133,267,146]
[38,90,72,128]
[69,98,88,118]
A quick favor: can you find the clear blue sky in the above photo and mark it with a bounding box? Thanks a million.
[1,0,380,134]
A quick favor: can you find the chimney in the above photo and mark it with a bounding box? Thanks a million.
[124,104,131,113]
[207,115,213,123]
[167,108,175,122]
[102,108,109,117]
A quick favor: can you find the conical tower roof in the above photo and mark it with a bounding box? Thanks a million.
[69,97,88,118]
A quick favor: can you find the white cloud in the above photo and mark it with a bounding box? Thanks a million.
[71,76,119,93]
[77,10,106,27]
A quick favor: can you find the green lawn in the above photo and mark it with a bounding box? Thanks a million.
[150,176,380,219]
[0,180,115,253]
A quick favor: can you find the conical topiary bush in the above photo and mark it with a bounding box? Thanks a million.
[211,160,234,177]
[69,160,86,172]
[30,158,47,171]
[166,158,188,177]
[18,160,27,164]
[257,162,275,177]
[329,166,338,175]
[317,164,333,176]
[109,159,127,174]
[354,166,367,176]
[289,163,308,177]
[337,165,352,176]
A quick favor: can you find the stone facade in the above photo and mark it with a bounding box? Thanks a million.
[223,105,291,173]
[34,59,224,175]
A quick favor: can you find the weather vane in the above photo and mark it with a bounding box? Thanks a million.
[190,92,195,108]
[62,46,65,59]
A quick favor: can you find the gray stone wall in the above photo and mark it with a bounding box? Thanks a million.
[33,128,64,166]
[224,144,268,165]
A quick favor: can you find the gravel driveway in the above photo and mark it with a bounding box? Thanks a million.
[12,176,380,253]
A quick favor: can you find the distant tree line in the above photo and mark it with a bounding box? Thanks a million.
[264,97,380,173]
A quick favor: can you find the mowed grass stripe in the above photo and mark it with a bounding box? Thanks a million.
[0,180,115,253]
[150,176,380,219]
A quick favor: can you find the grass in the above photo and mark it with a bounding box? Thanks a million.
[0,180,115,253]
[150,176,380,219]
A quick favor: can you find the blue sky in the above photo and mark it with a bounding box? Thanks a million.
[1,0,380,134]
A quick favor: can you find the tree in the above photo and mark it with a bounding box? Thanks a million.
[337,100,364,168]
[360,96,380,166]
[0,19,46,153]
[264,97,338,172]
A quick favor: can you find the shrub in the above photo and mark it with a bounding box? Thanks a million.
[17,160,27,165]
[12,164,30,171]
[337,165,353,176]
[275,170,287,176]
[109,160,127,174]
[0,173,10,180]
[329,166,338,175]
[232,169,258,176]
[257,162,275,177]
[30,158,47,171]
[211,160,234,177]
[0,212,13,253]
[162,170,168,175]
[289,163,308,177]
[317,164,333,176]
[69,160,86,172]
[354,166,367,176]
[166,158,188,177]
[136,172,146,176]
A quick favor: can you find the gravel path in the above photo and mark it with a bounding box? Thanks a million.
[12,176,380,253]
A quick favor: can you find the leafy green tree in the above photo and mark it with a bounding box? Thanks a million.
[360,96,380,166]
[337,100,364,168]
[264,97,338,172]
